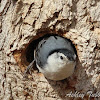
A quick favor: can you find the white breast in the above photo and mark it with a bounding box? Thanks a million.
[37,61,76,81]
[36,52,76,80]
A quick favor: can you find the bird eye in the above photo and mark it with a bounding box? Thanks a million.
[60,56,63,60]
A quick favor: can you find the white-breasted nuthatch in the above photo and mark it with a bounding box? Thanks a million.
[24,36,76,81]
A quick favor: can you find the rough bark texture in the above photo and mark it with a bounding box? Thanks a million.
[0,0,100,100]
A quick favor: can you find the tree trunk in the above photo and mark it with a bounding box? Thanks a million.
[0,0,100,100]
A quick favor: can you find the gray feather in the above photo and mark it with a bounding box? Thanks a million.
[35,36,75,68]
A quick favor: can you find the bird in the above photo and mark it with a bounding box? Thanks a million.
[24,35,76,81]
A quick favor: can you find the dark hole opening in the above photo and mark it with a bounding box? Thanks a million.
[26,38,40,63]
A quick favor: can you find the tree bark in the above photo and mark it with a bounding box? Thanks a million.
[0,0,100,100]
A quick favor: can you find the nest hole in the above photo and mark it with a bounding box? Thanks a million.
[25,34,77,70]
